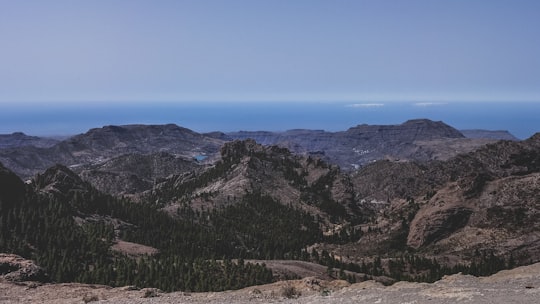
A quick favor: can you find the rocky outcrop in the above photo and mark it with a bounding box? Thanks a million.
[0,253,48,282]
[34,164,90,196]
[407,184,473,249]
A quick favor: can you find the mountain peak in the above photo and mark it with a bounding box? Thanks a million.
[220,139,265,162]
[527,132,540,143]
[346,119,464,140]
[402,118,444,125]
[35,164,89,195]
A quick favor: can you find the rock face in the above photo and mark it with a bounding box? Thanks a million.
[406,184,473,249]
[0,253,48,282]
[35,164,91,196]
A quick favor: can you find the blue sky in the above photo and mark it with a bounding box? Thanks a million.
[0,1,539,137]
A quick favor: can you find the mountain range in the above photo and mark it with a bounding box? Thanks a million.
[0,119,513,184]
[1,119,538,294]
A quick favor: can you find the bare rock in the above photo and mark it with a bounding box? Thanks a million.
[0,253,49,282]
[407,185,472,249]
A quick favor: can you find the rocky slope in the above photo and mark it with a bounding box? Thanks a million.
[147,139,363,225]
[0,253,48,282]
[324,133,540,268]
[1,262,540,303]
[140,133,540,277]
[1,121,538,295]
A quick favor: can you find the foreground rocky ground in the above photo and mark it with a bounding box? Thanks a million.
[1,262,539,304]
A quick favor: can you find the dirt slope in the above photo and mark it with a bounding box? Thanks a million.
[1,262,539,304]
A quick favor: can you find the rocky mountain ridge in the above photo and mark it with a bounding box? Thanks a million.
[0,131,539,294]
[132,131,540,275]
[0,132,59,149]
[460,129,519,140]
[1,120,537,294]
[0,124,224,180]
[147,139,363,226]
[0,120,517,185]
[319,132,540,269]
[226,119,507,170]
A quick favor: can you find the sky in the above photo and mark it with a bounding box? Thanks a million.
[0,1,539,137]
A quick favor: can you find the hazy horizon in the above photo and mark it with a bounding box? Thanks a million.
[1,101,538,140]
[1,1,539,139]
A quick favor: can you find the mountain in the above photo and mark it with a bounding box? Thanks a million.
[146,133,540,276]
[0,121,519,181]
[147,139,364,225]
[0,132,59,149]
[227,119,497,170]
[1,120,538,294]
[1,132,539,293]
[0,124,224,180]
[1,161,277,291]
[460,129,519,140]
[323,132,540,269]
[0,120,513,181]
[78,152,201,195]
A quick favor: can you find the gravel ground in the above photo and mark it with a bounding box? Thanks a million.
[1,263,539,304]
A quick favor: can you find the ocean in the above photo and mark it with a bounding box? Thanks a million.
[1,101,538,139]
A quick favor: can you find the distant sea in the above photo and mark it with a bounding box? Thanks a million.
[1,101,539,139]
